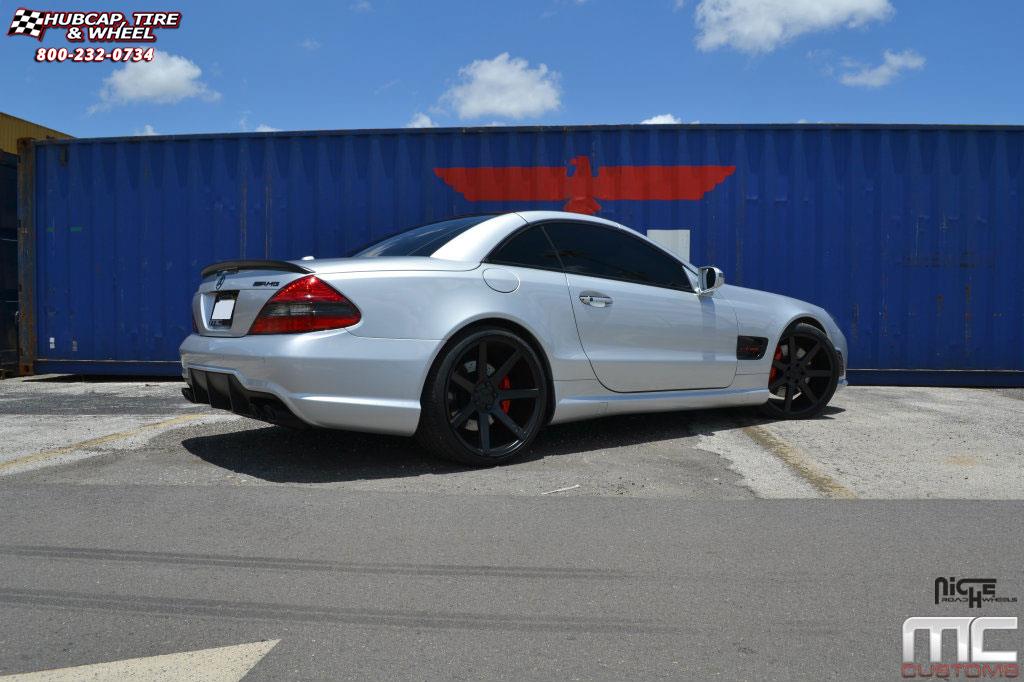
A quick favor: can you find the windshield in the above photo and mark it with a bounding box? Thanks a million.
[351,215,497,257]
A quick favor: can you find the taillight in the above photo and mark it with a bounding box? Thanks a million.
[249,275,361,334]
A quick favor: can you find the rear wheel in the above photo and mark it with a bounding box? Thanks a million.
[758,323,839,420]
[417,328,548,466]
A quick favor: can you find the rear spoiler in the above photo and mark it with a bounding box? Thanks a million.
[200,260,312,279]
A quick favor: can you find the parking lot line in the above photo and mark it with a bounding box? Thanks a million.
[0,639,279,681]
[0,415,201,475]
[741,425,857,499]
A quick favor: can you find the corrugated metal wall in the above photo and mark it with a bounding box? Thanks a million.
[0,152,17,376]
[22,125,1024,383]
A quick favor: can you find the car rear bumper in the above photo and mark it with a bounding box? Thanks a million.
[182,369,309,429]
[179,330,442,436]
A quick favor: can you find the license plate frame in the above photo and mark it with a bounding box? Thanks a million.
[210,292,238,326]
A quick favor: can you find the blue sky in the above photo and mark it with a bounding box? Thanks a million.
[3,0,1023,138]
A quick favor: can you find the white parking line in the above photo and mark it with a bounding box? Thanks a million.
[0,640,279,681]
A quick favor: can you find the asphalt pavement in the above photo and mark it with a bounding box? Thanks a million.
[1,376,1023,680]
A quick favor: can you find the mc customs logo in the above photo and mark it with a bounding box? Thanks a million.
[901,577,1021,678]
[434,154,735,215]
[902,617,1019,678]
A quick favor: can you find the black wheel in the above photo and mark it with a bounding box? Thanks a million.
[758,323,839,420]
[417,328,548,466]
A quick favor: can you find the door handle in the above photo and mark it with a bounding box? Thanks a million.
[579,294,613,307]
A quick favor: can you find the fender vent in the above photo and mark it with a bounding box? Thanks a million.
[737,336,769,360]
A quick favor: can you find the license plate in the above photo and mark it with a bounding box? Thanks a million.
[210,294,237,325]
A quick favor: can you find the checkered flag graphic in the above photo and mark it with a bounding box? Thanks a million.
[8,8,46,40]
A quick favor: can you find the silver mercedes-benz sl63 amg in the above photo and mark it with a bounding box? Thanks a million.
[180,211,847,465]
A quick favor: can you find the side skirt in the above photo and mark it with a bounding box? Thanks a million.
[549,375,769,425]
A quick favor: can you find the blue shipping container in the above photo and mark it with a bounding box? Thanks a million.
[18,124,1024,384]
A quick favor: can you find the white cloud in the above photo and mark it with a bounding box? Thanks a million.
[839,49,925,87]
[89,51,219,113]
[695,0,893,54]
[374,79,400,95]
[443,53,560,120]
[406,112,438,128]
[135,124,158,136]
[238,112,279,132]
[350,0,372,11]
[641,113,683,124]
[299,38,321,51]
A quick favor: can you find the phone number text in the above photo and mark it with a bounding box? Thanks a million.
[34,47,155,63]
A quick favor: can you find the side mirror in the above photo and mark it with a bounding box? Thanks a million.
[698,266,724,295]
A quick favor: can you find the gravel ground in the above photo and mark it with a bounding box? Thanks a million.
[2,376,1022,499]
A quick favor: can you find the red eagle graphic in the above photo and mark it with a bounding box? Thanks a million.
[434,155,735,215]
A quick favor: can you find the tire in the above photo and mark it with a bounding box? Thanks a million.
[758,322,840,420]
[416,327,549,466]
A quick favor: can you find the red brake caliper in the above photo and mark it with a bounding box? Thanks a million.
[769,346,783,385]
[499,376,511,413]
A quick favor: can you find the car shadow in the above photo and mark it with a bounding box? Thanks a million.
[23,374,180,383]
[180,405,845,484]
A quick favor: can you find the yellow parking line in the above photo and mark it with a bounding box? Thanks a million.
[742,424,857,499]
[0,414,202,474]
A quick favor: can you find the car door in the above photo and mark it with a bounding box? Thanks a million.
[542,221,738,392]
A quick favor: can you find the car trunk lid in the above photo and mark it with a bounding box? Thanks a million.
[194,261,313,337]
[193,257,476,337]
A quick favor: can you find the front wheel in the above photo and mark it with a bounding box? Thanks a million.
[416,328,548,466]
[758,323,839,420]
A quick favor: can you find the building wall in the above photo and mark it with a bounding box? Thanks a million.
[0,112,70,156]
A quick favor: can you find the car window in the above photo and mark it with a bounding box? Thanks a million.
[543,222,693,291]
[486,226,563,271]
[351,215,497,257]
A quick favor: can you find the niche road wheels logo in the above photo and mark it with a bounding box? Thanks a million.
[902,617,1019,678]
[937,577,1018,609]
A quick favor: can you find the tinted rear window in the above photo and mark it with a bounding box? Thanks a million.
[352,215,496,257]
[487,226,563,270]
